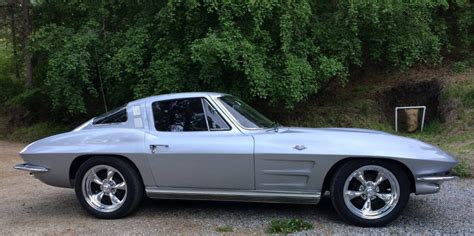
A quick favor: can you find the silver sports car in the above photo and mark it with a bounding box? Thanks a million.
[15,92,457,226]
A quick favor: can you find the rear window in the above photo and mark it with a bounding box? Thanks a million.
[93,106,128,125]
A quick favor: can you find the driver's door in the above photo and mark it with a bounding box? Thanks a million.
[145,97,255,190]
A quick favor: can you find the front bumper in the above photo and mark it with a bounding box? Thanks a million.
[14,163,49,173]
[415,175,458,194]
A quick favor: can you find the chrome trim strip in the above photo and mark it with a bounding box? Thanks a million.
[415,176,458,195]
[14,163,49,173]
[200,98,211,131]
[145,187,320,204]
[417,176,458,182]
[211,95,274,132]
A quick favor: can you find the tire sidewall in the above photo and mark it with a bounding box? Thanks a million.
[74,156,143,219]
[330,159,410,227]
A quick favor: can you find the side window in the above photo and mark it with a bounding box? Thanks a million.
[202,99,230,131]
[152,98,207,132]
[93,106,127,125]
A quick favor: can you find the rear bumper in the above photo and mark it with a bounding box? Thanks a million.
[14,163,49,173]
[417,176,458,182]
[415,175,458,195]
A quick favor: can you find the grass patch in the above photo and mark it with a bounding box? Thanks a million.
[215,225,233,233]
[442,79,474,107]
[452,160,470,177]
[464,89,474,107]
[404,120,443,140]
[451,61,469,74]
[267,219,313,234]
[353,84,376,95]
[354,99,374,114]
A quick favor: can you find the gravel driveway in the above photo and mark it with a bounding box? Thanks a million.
[1,141,473,235]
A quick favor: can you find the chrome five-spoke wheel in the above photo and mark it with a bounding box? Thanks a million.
[343,165,399,220]
[75,157,144,219]
[83,165,128,213]
[330,160,410,227]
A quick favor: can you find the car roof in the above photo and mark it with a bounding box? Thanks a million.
[128,92,229,106]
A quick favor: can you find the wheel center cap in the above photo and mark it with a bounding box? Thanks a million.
[364,181,377,197]
[366,187,375,196]
[103,183,111,193]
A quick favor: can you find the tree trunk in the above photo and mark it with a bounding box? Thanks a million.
[9,2,20,81]
[21,0,32,87]
[405,109,419,133]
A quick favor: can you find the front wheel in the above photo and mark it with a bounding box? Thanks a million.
[330,160,410,227]
[74,157,144,219]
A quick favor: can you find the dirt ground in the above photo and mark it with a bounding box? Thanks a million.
[1,140,473,235]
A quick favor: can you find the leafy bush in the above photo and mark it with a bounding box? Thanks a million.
[442,79,474,108]
[21,1,472,117]
[0,43,22,104]
[7,121,70,143]
[452,61,469,73]
[0,1,471,119]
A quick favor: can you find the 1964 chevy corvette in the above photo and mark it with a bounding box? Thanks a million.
[15,92,457,226]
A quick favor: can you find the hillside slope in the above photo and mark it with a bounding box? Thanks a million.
[277,66,473,176]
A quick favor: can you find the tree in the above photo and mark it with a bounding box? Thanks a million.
[1,0,472,119]
[20,0,31,87]
[0,0,21,81]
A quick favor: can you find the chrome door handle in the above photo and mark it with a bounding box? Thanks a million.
[150,144,169,153]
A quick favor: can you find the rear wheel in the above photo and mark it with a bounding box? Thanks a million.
[74,157,144,219]
[330,160,410,226]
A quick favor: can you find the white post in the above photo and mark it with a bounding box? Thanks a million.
[394,106,426,132]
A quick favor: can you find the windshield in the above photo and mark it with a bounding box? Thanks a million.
[217,96,274,129]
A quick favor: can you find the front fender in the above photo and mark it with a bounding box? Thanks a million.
[253,127,457,193]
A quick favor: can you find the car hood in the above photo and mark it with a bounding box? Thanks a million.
[254,127,456,163]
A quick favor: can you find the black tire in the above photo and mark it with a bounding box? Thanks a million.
[330,159,410,227]
[74,156,144,219]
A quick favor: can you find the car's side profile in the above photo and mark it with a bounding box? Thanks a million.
[15,92,457,226]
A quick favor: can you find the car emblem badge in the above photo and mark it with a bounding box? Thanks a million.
[294,145,306,151]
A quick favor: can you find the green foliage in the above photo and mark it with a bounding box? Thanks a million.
[421,120,443,135]
[215,225,233,233]
[0,1,472,117]
[0,43,13,76]
[33,26,99,114]
[464,89,474,107]
[442,79,474,108]
[343,1,446,69]
[453,160,470,177]
[0,42,22,104]
[452,61,469,73]
[444,0,473,57]
[5,121,70,143]
[267,218,313,234]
